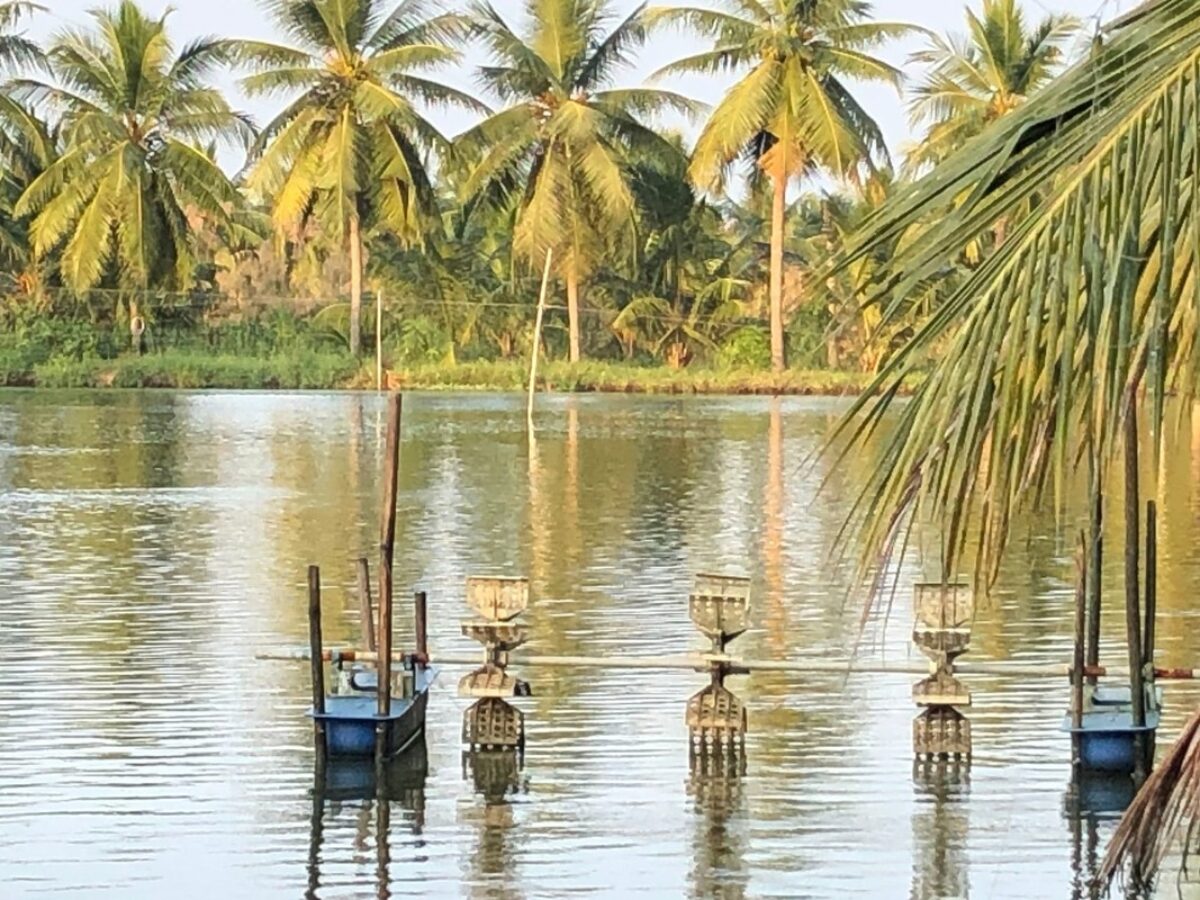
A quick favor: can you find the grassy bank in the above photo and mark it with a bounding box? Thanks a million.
[0,350,888,395]
[387,360,881,395]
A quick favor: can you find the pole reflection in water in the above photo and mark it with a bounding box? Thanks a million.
[1063,774,1141,900]
[763,397,788,656]
[910,760,970,900]
[461,751,528,899]
[688,748,749,899]
[306,740,429,900]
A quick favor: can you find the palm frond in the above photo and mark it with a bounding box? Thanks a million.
[1097,709,1200,892]
[824,0,1200,590]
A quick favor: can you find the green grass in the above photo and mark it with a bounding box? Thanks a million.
[0,351,900,395]
[389,360,884,395]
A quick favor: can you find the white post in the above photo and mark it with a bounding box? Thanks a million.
[376,287,384,392]
[527,249,553,428]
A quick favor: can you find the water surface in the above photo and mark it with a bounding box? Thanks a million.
[1,390,1198,899]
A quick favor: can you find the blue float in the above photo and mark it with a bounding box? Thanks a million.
[1062,685,1161,775]
[311,664,437,758]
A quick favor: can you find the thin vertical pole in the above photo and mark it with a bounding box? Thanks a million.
[356,557,376,652]
[376,394,402,759]
[1143,498,1158,769]
[414,591,428,664]
[308,565,326,756]
[527,249,553,429]
[1072,534,1087,772]
[376,289,384,392]
[1123,397,1146,784]
[1086,485,1103,684]
[1143,499,1157,670]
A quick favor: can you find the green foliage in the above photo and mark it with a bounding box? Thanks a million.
[387,315,452,366]
[716,326,770,371]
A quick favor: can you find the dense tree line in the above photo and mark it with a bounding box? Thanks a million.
[0,0,1077,372]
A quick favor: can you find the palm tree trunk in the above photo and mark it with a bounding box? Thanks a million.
[349,214,363,357]
[566,264,582,363]
[769,173,787,372]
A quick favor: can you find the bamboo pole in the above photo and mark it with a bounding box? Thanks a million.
[1072,534,1087,771]
[376,394,402,760]
[356,557,376,653]
[307,565,326,757]
[1124,398,1147,784]
[376,289,384,392]
[527,249,553,429]
[258,647,1198,680]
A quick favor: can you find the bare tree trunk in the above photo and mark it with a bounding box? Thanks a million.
[129,297,143,355]
[769,173,787,372]
[566,264,581,363]
[349,214,363,357]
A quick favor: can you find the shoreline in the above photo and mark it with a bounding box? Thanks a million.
[0,355,898,397]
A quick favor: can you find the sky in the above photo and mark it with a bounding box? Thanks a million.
[27,0,1135,174]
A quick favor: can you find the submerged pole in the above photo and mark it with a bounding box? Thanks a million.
[1072,536,1087,771]
[356,557,376,653]
[1123,398,1146,784]
[308,565,326,759]
[527,248,553,429]
[376,394,402,759]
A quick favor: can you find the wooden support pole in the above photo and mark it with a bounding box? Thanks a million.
[414,590,428,664]
[356,557,376,653]
[376,394,402,758]
[1123,398,1147,784]
[1143,498,1158,768]
[527,248,553,429]
[1072,534,1087,771]
[1143,499,1157,671]
[376,288,384,392]
[308,565,326,757]
[1086,486,1103,684]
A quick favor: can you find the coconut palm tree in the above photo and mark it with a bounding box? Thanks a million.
[0,2,47,281]
[11,0,252,319]
[0,98,54,280]
[0,1,43,74]
[234,0,481,357]
[904,0,1079,175]
[647,0,913,372]
[457,0,698,363]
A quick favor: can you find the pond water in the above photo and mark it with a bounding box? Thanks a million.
[1,390,1198,899]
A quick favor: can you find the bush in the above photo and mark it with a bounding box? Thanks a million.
[716,326,771,370]
[386,315,452,366]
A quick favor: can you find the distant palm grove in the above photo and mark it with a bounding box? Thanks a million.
[0,0,1081,384]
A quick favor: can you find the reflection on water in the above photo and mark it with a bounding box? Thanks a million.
[308,742,429,899]
[688,750,749,899]
[911,762,970,900]
[1,390,1198,898]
